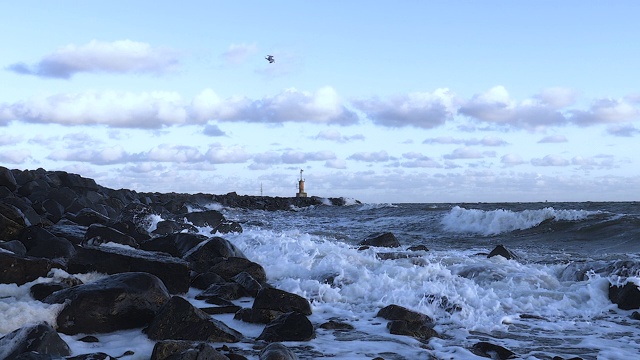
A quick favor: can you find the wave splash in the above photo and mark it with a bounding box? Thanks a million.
[441,206,597,236]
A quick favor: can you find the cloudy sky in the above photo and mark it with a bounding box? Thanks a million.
[1,1,639,203]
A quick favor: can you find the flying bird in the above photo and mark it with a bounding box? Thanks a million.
[265,55,274,63]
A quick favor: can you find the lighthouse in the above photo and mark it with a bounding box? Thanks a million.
[296,169,307,197]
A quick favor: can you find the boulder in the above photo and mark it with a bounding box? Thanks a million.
[0,202,28,239]
[180,210,225,228]
[212,220,243,234]
[67,245,190,294]
[359,232,400,248]
[231,271,265,297]
[0,240,27,256]
[208,257,266,283]
[140,233,208,257]
[0,166,18,191]
[19,226,77,259]
[195,282,246,302]
[68,208,111,226]
[0,252,57,285]
[253,287,311,315]
[183,237,247,273]
[376,304,434,325]
[84,223,139,248]
[488,245,518,260]
[0,322,71,360]
[144,296,242,343]
[259,343,298,360]
[377,304,438,340]
[256,312,315,342]
[150,340,228,360]
[190,271,226,290]
[43,272,171,335]
[151,220,198,236]
[609,281,640,310]
[470,341,516,360]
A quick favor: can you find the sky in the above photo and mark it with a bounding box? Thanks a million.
[1,1,639,203]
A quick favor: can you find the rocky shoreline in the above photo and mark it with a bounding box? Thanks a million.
[1,167,638,360]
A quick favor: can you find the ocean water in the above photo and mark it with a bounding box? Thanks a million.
[2,201,640,359]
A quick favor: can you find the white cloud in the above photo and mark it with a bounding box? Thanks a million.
[538,134,568,143]
[501,153,525,166]
[353,88,457,128]
[348,150,390,162]
[443,147,485,160]
[535,87,578,108]
[313,129,364,142]
[7,40,179,78]
[569,98,639,126]
[0,149,31,164]
[531,154,570,167]
[204,144,251,164]
[325,159,347,169]
[400,153,441,168]
[203,124,227,137]
[221,43,257,65]
[147,144,203,163]
[607,124,640,137]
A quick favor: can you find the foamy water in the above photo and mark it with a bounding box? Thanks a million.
[2,202,640,359]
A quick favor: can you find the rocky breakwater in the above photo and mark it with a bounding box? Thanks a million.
[0,167,352,360]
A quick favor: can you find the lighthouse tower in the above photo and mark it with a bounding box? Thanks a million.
[296,169,307,197]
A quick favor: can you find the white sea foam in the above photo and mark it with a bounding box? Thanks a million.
[441,206,597,235]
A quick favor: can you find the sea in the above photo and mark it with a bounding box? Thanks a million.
[1,201,640,359]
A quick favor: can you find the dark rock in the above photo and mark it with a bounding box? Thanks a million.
[140,233,208,258]
[0,240,27,256]
[145,296,242,343]
[387,319,438,341]
[200,305,242,315]
[632,311,640,321]
[359,232,400,248]
[212,220,243,234]
[376,304,434,325]
[84,223,139,248]
[257,312,315,342]
[407,244,429,252]
[180,210,225,228]
[66,352,114,360]
[253,287,312,315]
[471,341,516,359]
[208,257,266,283]
[0,322,71,360]
[43,272,169,335]
[0,166,18,191]
[68,208,111,226]
[231,271,265,297]
[13,352,56,360]
[19,226,77,259]
[190,272,226,290]
[488,245,518,260]
[43,272,171,334]
[109,220,151,243]
[609,281,640,310]
[259,343,299,360]
[319,320,354,330]
[0,252,57,285]
[67,245,190,294]
[0,202,28,239]
[78,336,99,343]
[424,294,462,314]
[183,237,247,273]
[41,199,65,223]
[30,282,67,301]
[195,282,246,302]
[234,308,283,324]
[150,340,227,360]
[152,220,198,235]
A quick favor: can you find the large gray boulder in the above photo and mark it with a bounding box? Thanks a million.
[43,272,171,335]
[0,322,70,360]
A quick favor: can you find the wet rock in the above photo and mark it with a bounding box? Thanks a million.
[259,343,299,360]
[212,220,243,234]
[180,209,225,228]
[609,281,640,310]
[376,304,438,340]
[487,244,518,260]
[19,226,76,259]
[145,296,242,343]
[195,282,246,302]
[257,312,315,342]
[0,322,71,360]
[231,271,265,297]
[234,308,283,324]
[0,166,18,191]
[190,271,226,290]
[68,208,111,226]
[253,287,312,315]
[208,257,266,283]
[0,240,27,256]
[0,252,57,285]
[183,237,248,273]
[471,341,516,359]
[43,272,171,335]
[150,340,227,360]
[319,320,354,330]
[152,220,198,236]
[84,223,139,248]
[359,232,400,248]
[0,202,28,239]
[407,244,429,252]
[140,233,208,258]
[67,245,190,294]
[376,304,433,325]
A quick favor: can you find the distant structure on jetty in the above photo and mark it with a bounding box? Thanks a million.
[296,169,307,198]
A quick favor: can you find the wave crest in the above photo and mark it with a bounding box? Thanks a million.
[441,206,596,235]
